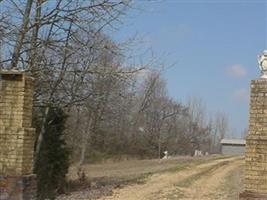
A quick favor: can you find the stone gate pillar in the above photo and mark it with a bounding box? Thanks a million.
[0,70,36,200]
[240,79,267,199]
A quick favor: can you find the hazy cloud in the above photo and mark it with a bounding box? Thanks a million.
[226,64,247,79]
[176,24,192,40]
[233,88,249,102]
[142,35,153,45]
[136,68,152,79]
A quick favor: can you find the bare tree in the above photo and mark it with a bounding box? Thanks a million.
[10,0,33,69]
[0,0,135,168]
[213,112,229,152]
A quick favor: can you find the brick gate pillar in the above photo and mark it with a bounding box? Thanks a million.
[240,79,267,199]
[0,70,36,200]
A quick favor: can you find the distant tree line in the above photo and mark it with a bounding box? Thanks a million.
[0,0,230,199]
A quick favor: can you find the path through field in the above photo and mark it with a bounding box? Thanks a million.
[99,157,243,200]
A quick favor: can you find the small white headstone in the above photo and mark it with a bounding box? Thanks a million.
[162,151,168,159]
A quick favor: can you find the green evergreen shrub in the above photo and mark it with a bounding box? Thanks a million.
[35,107,70,200]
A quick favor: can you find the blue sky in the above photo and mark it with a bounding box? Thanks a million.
[111,0,267,137]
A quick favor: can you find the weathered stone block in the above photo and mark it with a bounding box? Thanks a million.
[0,71,36,199]
[0,175,36,200]
[241,79,267,198]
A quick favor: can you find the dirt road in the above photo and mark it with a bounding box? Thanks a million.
[58,156,243,200]
[99,157,243,200]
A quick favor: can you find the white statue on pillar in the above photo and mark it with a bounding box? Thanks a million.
[258,50,267,78]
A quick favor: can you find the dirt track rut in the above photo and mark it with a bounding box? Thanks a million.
[99,157,243,200]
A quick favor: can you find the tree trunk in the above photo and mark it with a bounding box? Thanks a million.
[29,0,42,72]
[11,0,33,69]
[33,106,50,170]
[77,114,93,179]
[158,139,161,159]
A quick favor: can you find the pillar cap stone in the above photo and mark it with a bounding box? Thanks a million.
[0,69,25,75]
[0,69,34,80]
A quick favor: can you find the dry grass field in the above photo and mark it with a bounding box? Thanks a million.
[58,156,244,200]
